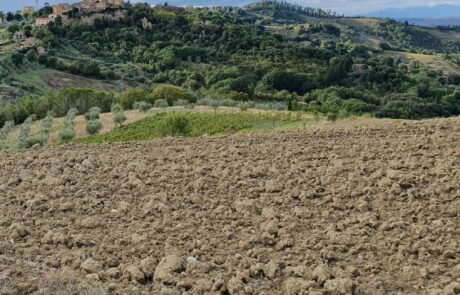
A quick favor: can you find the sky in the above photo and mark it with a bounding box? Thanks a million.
[2,0,460,15]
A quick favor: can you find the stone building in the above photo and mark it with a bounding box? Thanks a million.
[22,7,36,15]
[112,0,124,6]
[35,14,57,26]
[96,0,110,10]
[53,3,71,16]
[22,37,36,48]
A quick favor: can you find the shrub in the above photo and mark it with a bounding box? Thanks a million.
[118,88,149,109]
[133,101,152,112]
[272,102,287,111]
[184,103,195,112]
[17,116,34,148]
[86,119,103,135]
[174,99,189,106]
[255,103,271,110]
[226,91,249,101]
[154,99,169,108]
[196,98,213,106]
[209,100,221,111]
[59,109,77,142]
[67,108,78,120]
[0,120,15,141]
[150,85,196,106]
[84,107,101,121]
[59,128,75,141]
[111,103,123,113]
[41,113,54,133]
[158,114,191,137]
[219,99,238,107]
[327,112,338,122]
[25,133,48,148]
[238,102,250,111]
[113,112,127,126]
[26,113,55,148]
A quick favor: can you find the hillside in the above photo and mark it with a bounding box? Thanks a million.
[1,116,459,294]
[1,0,460,129]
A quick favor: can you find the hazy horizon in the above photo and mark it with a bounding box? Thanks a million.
[2,0,460,16]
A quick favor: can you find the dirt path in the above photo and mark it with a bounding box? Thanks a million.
[0,117,459,294]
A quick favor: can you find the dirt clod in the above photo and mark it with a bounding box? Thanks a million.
[154,255,185,285]
[80,258,102,274]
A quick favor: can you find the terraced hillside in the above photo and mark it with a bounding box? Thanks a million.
[0,118,459,294]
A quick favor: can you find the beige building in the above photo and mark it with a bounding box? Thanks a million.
[36,17,54,26]
[37,47,47,55]
[53,3,71,16]
[22,37,36,48]
[112,0,124,6]
[22,7,36,15]
[96,0,110,10]
[79,0,124,11]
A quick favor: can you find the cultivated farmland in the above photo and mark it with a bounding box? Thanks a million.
[0,117,459,294]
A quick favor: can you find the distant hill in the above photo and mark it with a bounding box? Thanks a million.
[366,4,460,19]
[401,17,460,27]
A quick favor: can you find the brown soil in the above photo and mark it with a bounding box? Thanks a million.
[0,117,459,295]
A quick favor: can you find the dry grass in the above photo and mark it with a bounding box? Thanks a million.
[36,270,80,295]
[6,110,150,145]
[381,50,460,75]
[35,270,109,295]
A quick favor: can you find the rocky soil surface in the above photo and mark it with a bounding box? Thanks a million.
[0,118,459,294]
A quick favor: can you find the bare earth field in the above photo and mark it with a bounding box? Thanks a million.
[0,117,459,295]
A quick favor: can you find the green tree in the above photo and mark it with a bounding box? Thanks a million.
[150,85,196,106]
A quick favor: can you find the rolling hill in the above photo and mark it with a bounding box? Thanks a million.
[2,0,460,128]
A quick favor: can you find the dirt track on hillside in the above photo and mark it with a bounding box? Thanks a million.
[0,118,459,294]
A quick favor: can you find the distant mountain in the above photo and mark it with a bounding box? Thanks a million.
[366,4,460,19]
[401,17,460,27]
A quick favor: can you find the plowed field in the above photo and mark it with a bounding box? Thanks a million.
[0,117,459,294]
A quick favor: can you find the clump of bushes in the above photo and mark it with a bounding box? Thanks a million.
[154,99,169,109]
[118,88,151,109]
[151,85,196,106]
[0,120,15,141]
[158,114,190,137]
[84,107,101,120]
[327,112,338,122]
[112,103,127,127]
[59,108,77,142]
[17,115,35,148]
[133,101,152,112]
[86,119,103,135]
[238,102,250,111]
[85,107,103,135]
[25,112,54,148]
[174,99,190,107]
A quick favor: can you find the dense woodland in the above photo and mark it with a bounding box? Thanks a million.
[1,1,460,125]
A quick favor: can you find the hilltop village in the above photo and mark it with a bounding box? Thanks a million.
[35,0,125,26]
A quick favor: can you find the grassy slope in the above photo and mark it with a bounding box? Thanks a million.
[74,111,317,144]
[2,107,317,147]
[0,63,120,103]
[380,50,460,75]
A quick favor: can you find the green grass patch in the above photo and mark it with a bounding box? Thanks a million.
[74,112,308,144]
